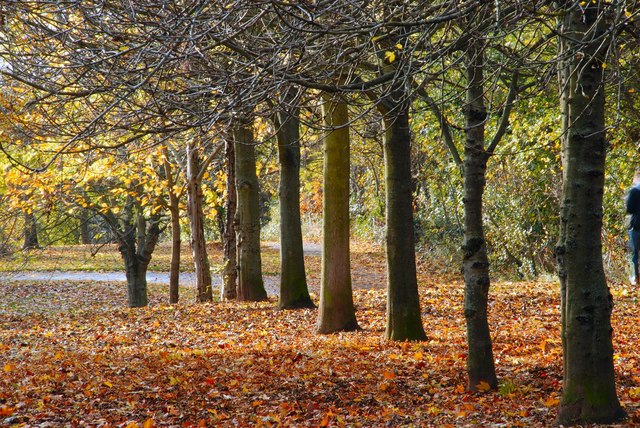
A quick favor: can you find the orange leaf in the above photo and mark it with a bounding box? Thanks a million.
[544,397,560,407]
[382,370,396,380]
[125,423,139,428]
[143,419,154,428]
[320,415,330,427]
[3,363,14,373]
[379,381,392,392]
[476,381,491,392]
[0,406,15,416]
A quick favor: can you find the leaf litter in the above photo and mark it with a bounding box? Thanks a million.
[1,256,640,427]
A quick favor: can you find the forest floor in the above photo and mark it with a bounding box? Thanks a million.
[1,244,640,427]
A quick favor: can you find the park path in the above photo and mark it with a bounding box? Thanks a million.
[3,271,281,297]
[1,241,386,296]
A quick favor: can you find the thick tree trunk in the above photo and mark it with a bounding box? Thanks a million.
[23,211,39,250]
[463,44,497,392]
[234,124,267,301]
[162,146,181,304]
[221,135,238,300]
[383,108,426,341]
[124,255,148,308]
[276,105,314,309]
[317,95,359,333]
[555,3,625,424]
[186,142,213,303]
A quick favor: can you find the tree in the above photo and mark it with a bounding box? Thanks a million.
[186,139,214,303]
[317,94,359,333]
[59,148,168,308]
[22,210,39,250]
[372,6,427,341]
[234,122,267,301]
[161,144,182,304]
[221,133,238,301]
[274,90,314,309]
[555,1,626,424]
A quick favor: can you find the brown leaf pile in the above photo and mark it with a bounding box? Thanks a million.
[2,263,640,427]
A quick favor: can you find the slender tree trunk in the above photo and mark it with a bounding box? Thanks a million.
[221,135,238,300]
[186,142,213,303]
[383,107,426,341]
[276,104,314,309]
[317,94,359,333]
[79,209,91,245]
[555,3,625,424]
[23,211,39,250]
[234,123,267,301]
[463,43,497,391]
[162,145,181,304]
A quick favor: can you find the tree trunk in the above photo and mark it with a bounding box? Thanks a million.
[79,209,91,245]
[555,3,625,424]
[234,123,267,301]
[221,135,238,300]
[463,43,497,391]
[383,107,426,341]
[162,145,181,304]
[276,104,314,309]
[186,142,213,303]
[23,211,39,250]
[317,94,359,333]
[124,257,148,308]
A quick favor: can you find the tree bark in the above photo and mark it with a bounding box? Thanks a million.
[383,107,426,341]
[117,214,161,308]
[221,134,238,300]
[186,141,213,303]
[23,211,39,250]
[79,209,91,245]
[162,145,181,304]
[555,3,625,424]
[276,104,314,309]
[463,43,497,391]
[317,94,359,333]
[234,123,267,301]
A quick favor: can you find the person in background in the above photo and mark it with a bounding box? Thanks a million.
[626,171,640,285]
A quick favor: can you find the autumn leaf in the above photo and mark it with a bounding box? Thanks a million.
[544,397,560,407]
[476,381,491,392]
[384,51,396,63]
[382,370,396,380]
[0,406,15,416]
